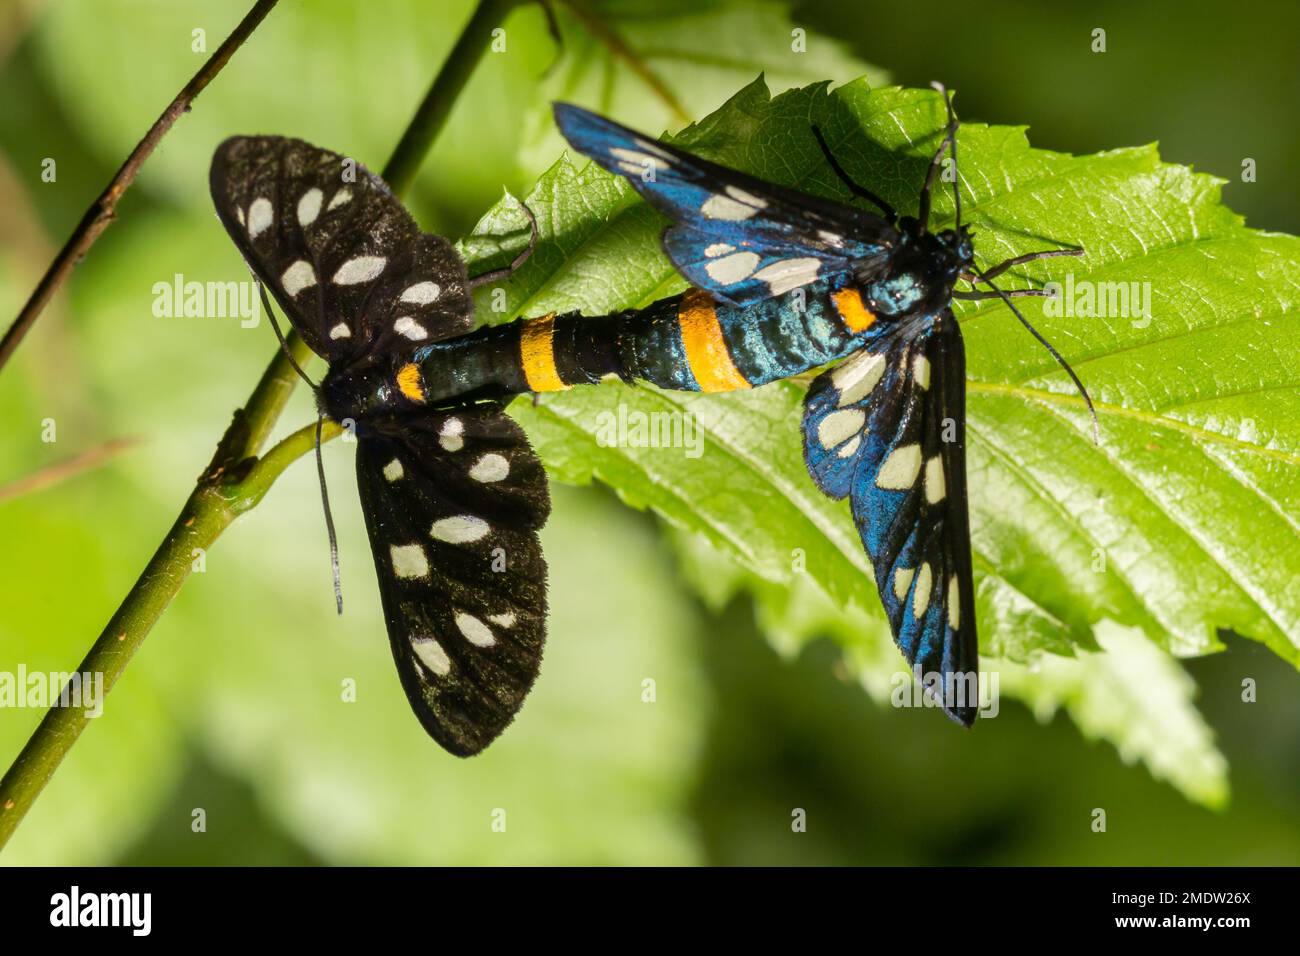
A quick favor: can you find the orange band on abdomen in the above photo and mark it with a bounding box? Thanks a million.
[678,290,750,392]
[832,287,877,333]
[519,314,569,392]
[396,362,425,403]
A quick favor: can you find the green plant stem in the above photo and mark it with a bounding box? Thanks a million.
[0,0,520,852]
[385,0,524,195]
[0,0,281,375]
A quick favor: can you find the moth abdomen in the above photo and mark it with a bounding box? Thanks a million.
[615,281,884,393]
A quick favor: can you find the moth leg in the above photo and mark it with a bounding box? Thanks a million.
[972,247,1084,284]
[953,288,1056,300]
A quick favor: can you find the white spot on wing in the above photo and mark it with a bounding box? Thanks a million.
[489,612,516,628]
[924,455,946,504]
[383,458,403,482]
[328,322,351,340]
[281,260,316,297]
[235,206,245,226]
[893,566,914,602]
[948,575,960,630]
[913,563,933,619]
[297,188,323,227]
[439,417,464,452]
[455,612,496,647]
[326,188,351,211]
[247,197,273,238]
[751,257,821,295]
[393,316,428,341]
[704,243,734,258]
[400,281,441,304]
[430,515,488,544]
[410,636,450,676]
[873,442,925,489]
[390,543,429,579]
[837,434,861,459]
[610,147,668,172]
[332,256,387,285]
[701,193,760,221]
[832,352,886,407]
[876,443,921,490]
[469,453,509,483]
[913,354,931,390]
[633,137,672,160]
[817,408,865,450]
[704,251,760,285]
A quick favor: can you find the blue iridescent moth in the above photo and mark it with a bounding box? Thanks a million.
[552,89,1092,725]
[209,89,1089,751]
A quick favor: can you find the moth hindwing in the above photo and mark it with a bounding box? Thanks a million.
[802,310,978,724]
[357,407,550,757]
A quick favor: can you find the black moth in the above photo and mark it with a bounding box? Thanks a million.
[210,137,547,757]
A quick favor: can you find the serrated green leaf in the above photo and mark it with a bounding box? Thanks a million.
[517,0,884,177]
[999,622,1230,809]
[670,526,1229,807]
[461,76,1300,702]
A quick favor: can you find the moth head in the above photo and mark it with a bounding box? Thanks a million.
[319,358,419,422]
[937,224,975,271]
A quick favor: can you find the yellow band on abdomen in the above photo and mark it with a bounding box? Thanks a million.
[519,313,569,392]
[678,290,750,392]
[832,286,877,333]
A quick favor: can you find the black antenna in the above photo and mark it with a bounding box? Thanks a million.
[918,86,1096,442]
[469,201,540,289]
[973,266,1101,444]
[256,280,316,389]
[931,82,962,228]
[810,124,896,221]
[918,85,959,231]
[256,278,345,611]
[316,415,343,614]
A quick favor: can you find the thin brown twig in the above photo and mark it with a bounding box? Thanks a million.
[557,0,692,127]
[0,437,139,505]
[0,0,281,375]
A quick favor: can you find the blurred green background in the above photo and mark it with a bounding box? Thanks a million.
[0,0,1297,865]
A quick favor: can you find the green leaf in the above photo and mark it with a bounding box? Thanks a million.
[671,526,1229,807]
[517,0,885,177]
[460,75,1300,763]
[669,525,900,695]
[998,622,1230,810]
